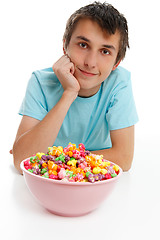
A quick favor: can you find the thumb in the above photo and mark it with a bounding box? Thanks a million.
[70,63,75,75]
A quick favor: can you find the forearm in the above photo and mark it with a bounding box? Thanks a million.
[91,147,133,172]
[13,91,77,172]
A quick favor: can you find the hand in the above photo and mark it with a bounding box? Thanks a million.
[52,55,80,96]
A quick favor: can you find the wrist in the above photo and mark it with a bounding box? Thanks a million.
[63,89,78,101]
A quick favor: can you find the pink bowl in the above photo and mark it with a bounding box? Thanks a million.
[20,158,122,217]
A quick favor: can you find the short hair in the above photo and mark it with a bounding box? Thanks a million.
[63,1,129,63]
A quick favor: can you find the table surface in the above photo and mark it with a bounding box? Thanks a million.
[1,136,160,240]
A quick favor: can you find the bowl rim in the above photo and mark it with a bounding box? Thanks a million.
[20,157,123,186]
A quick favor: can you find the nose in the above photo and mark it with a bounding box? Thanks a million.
[84,51,97,69]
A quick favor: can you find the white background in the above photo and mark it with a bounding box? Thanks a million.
[1,0,160,239]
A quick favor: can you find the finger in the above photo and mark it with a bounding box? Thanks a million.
[64,55,75,73]
[9,149,13,154]
[70,62,75,75]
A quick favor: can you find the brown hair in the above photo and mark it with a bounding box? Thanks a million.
[63,2,129,63]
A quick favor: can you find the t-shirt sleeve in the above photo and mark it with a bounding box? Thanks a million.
[106,73,139,130]
[18,73,48,120]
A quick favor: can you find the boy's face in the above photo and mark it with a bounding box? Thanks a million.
[65,18,121,97]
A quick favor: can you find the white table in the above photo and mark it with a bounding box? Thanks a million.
[2,135,160,240]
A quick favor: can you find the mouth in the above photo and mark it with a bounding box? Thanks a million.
[77,67,99,77]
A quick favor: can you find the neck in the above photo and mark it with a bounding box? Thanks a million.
[78,84,101,98]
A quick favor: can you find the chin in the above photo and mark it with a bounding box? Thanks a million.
[77,79,91,89]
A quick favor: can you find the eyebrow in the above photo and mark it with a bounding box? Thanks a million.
[76,36,116,51]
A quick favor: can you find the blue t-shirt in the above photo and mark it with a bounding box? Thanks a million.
[19,66,138,150]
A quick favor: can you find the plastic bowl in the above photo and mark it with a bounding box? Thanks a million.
[20,158,122,217]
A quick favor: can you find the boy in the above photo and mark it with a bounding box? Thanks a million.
[12,2,138,173]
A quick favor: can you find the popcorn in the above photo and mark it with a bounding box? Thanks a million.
[24,143,120,183]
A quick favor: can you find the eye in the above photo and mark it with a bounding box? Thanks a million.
[79,42,88,49]
[101,49,110,55]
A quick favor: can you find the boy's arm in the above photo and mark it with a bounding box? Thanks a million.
[91,125,135,171]
[13,55,80,173]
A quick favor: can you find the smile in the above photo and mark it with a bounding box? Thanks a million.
[77,67,98,77]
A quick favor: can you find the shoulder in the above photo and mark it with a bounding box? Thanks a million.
[113,66,130,77]
[108,66,131,85]
[102,66,131,94]
[32,67,60,87]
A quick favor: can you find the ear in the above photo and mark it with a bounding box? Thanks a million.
[112,59,121,71]
[63,39,67,55]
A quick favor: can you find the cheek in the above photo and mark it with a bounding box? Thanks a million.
[67,46,86,67]
[99,59,115,76]
[100,66,112,80]
[67,47,80,64]
[70,54,82,67]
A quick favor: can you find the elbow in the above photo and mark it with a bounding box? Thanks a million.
[122,164,132,172]
[13,155,23,174]
[118,154,133,172]
[12,143,23,174]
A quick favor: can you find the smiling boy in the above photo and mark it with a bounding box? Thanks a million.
[12,2,138,173]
